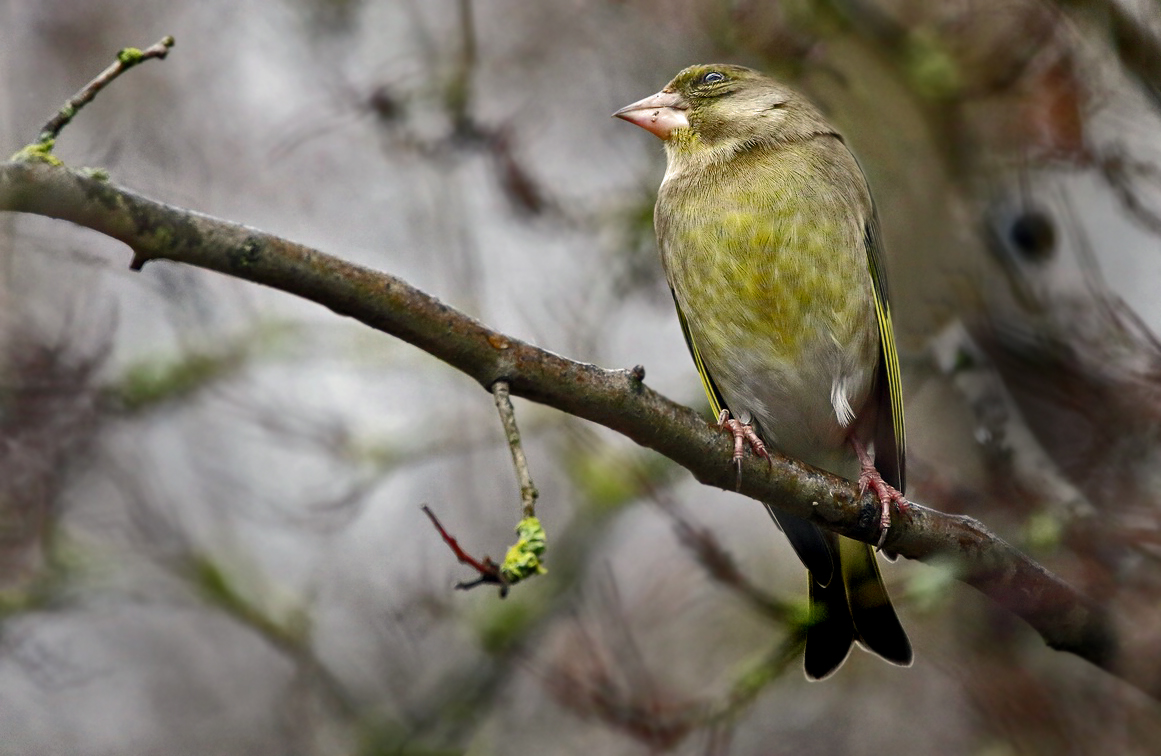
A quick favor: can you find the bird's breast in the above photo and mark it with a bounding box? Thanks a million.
[659,166,874,363]
[656,145,879,464]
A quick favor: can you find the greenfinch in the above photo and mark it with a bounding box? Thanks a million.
[615,64,912,679]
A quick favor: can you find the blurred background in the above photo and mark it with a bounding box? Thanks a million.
[3,0,1161,753]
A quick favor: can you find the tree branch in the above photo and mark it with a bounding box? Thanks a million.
[36,36,176,147]
[0,160,1155,699]
[1053,0,1161,111]
[492,381,538,518]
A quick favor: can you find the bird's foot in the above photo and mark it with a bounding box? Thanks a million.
[717,409,771,489]
[852,439,909,550]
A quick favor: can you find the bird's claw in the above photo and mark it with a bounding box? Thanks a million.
[858,464,909,550]
[851,439,909,550]
[717,409,771,490]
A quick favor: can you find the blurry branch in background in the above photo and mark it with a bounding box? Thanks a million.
[185,554,360,724]
[0,322,112,599]
[1099,145,1161,236]
[116,464,365,746]
[544,486,807,753]
[446,0,477,138]
[1,37,1159,702]
[103,331,256,413]
[651,486,800,628]
[1051,0,1161,110]
[370,0,552,218]
[792,0,1161,246]
[273,0,552,218]
[538,451,810,751]
[546,626,783,756]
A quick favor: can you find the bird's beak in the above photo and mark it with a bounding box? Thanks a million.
[613,90,689,140]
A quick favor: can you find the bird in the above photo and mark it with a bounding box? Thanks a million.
[614,64,912,679]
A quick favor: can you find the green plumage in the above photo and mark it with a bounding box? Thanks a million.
[617,64,911,679]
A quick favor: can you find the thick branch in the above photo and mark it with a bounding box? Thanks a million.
[0,160,1153,699]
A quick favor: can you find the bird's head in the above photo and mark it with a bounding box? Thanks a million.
[614,64,832,160]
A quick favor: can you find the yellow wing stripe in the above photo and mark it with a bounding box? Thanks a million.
[690,331,725,418]
[674,298,726,419]
[872,284,906,465]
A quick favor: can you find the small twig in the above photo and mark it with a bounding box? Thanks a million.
[36,36,175,146]
[492,381,538,517]
[421,505,507,596]
[421,384,547,596]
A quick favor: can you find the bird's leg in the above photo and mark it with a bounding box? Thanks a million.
[717,409,771,489]
[850,438,909,550]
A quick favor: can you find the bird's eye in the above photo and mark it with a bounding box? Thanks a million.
[702,71,726,84]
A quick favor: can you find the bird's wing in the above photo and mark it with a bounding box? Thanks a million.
[865,212,906,492]
[671,288,836,586]
[673,290,726,419]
